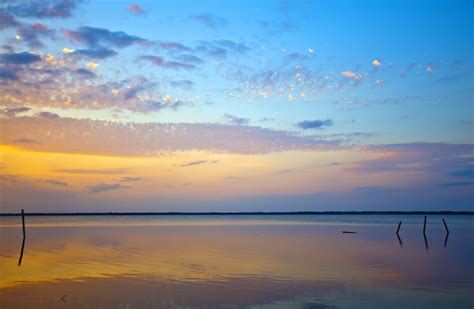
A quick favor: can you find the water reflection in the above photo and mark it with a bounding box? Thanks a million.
[0,215,472,308]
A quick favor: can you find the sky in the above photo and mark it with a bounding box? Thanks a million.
[0,0,472,212]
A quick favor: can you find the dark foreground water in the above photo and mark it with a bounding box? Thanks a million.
[0,214,472,308]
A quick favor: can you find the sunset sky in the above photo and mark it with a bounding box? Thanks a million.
[0,0,472,212]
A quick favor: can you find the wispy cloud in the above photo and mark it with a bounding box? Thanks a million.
[1,116,341,156]
[179,160,218,167]
[127,3,146,15]
[296,119,333,130]
[3,0,83,19]
[55,168,128,174]
[0,52,41,64]
[45,179,68,187]
[115,177,143,182]
[436,181,474,188]
[140,55,196,70]
[14,138,38,144]
[73,48,118,59]
[1,106,30,117]
[170,80,194,90]
[223,114,249,126]
[189,14,227,28]
[87,183,129,193]
[180,160,207,167]
[64,26,147,48]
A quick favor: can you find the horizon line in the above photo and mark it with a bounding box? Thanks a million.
[0,210,473,216]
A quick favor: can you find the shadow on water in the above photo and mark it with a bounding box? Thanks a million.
[423,233,429,251]
[18,209,26,266]
[396,233,403,247]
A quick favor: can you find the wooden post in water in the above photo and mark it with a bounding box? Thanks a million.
[422,216,428,251]
[18,209,26,266]
[21,209,26,239]
[396,221,403,247]
[423,216,427,235]
[442,218,449,234]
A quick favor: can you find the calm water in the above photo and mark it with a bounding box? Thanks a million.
[0,214,472,308]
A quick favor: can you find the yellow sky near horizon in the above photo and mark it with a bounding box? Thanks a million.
[1,144,418,204]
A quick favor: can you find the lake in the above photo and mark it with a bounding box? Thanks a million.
[0,214,472,308]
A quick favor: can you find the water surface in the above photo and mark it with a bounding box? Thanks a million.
[0,214,472,308]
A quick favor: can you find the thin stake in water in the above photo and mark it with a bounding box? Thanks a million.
[18,209,26,266]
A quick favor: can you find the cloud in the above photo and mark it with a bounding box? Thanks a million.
[1,106,30,117]
[214,40,249,54]
[176,54,203,64]
[14,138,38,144]
[115,177,143,182]
[74,48,118,59]
[349,144,474,178]
[285,52,309,62]
[0,174,19,183]
[179,160,218,167]
[75,68,96,78]
[179,160,207,167]
[227,66,328,101]
[426,65,435,73]
[223,114,249,126]
[123,81,154,101]
[436,181,474,188]
[170,80,194,90]
[127,3,145,15]
[0,9,20,29]
[64,26,147,48]
[0,116,341,156]
[62,47,75,53]
[45,179,68,187]
[133,100,185,113]
[296,119,333,130]
[372,59,381,67]
[159,41,190,51]
[16,22,56,48]
[0,71,187,113]
[140,55,196,70]
[0,52,41,64]
[353,186,389,193]
[341,70,363,83]
[36,111,60,119]
[189,14,227,28]
[87,183,129,193]
[86,61,99,70]
[0,67,18,81]
[272,169,294,174]
[3,0,82,19]
[195,40,249,59]
[55,168,128,174]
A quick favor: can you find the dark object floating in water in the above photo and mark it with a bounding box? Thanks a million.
[342,231,356,234]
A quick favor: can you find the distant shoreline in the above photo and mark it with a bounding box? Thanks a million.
[0,211,472,216]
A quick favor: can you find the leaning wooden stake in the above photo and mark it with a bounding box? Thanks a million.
[423,216,428,251]
[18,209,26,266]
[396,221,403,247]
[423,216,427,235]
[442,218,449,234]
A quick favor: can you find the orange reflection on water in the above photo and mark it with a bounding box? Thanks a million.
[0,217,472,308]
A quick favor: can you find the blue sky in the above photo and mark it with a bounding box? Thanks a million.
[0,0,472,212]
